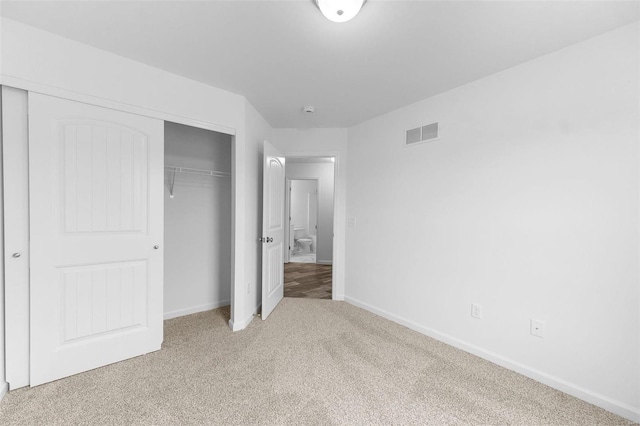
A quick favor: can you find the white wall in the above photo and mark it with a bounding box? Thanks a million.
[0,19,242,132]
[271,128,347,298]
[240,100,272,329]
[164,122,232,319]
[345,22,640,421]
[0,18,255,329]
[287,162,335,263]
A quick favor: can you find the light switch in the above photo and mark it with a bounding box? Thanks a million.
[471,303,483,319]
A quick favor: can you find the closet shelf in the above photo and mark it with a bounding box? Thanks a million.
[165,165,230,198]
[165,165,230,178]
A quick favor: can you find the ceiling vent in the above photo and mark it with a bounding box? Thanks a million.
[405,122,439,146]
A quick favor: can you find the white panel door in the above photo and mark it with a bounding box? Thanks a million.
[261,141,285,320]
[2,87,30,388]
[29,93,164,386]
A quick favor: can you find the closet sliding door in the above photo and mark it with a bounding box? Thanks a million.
[29,93,164,386]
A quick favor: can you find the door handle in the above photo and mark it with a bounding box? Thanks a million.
[267,237,273,243]
[12,253,21,258]
[153,245,160,250]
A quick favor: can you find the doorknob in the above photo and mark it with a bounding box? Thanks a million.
[267,237,274,243]
[12,253,21,258]
[153,245,160,250]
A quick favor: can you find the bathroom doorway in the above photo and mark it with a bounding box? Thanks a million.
[283,157,335,299]
[288,178,318,263]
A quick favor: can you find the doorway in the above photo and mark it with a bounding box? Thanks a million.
[283,157,335,299]
[288,178,318,263]
[164,122,232,320]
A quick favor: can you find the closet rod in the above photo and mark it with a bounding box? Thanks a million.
[165,165,230,199]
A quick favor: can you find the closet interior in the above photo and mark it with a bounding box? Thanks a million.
[164,122,232,319]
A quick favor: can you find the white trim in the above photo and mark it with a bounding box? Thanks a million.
[0,74,236,136]
[317,260,333,265]
[344,296,640,423]
[230,303,260,331]
[228,311,257,332]
[285,179,291,263]
[0,381,8,402]
[163,300,231,320]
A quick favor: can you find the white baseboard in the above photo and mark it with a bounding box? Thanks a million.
[229,312,256,331]
[228,318,236,331]
[229,304,260,332]
[317,260,333,265]
[0,381,8,402]
[163,300,230,320]
[229,314,255,331]
[344,296,640,423]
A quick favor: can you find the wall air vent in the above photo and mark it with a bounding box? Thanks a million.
[405,122,439,147]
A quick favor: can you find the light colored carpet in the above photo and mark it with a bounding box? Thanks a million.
[0,298,634,425]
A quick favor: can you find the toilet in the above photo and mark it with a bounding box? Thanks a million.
[297,238,313,253]
[293,227,313,253]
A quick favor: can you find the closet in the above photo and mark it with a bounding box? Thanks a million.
[163,122,232,319]
[2,89,234,388]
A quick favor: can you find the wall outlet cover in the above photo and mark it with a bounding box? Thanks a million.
[530,318,545,338]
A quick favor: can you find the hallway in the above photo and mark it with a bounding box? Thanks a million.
[284,263,332,299]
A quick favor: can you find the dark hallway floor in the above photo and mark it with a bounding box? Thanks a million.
[284,262,332,299]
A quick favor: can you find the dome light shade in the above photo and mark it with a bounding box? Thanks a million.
[316,0,365,23]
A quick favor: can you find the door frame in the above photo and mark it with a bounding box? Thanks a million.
[1,85,242,389]
[285,177,320,263]
[283,154,340,300]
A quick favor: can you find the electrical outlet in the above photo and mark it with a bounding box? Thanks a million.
[530,319,545,338]
[471,303,483,319]
[347,217,357,228]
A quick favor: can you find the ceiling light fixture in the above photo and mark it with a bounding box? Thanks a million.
[316,0,365,23]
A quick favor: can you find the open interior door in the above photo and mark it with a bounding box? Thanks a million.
[29,93,164,385]
[261,140,285,320]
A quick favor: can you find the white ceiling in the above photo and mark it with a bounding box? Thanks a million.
[2,1,639,128]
